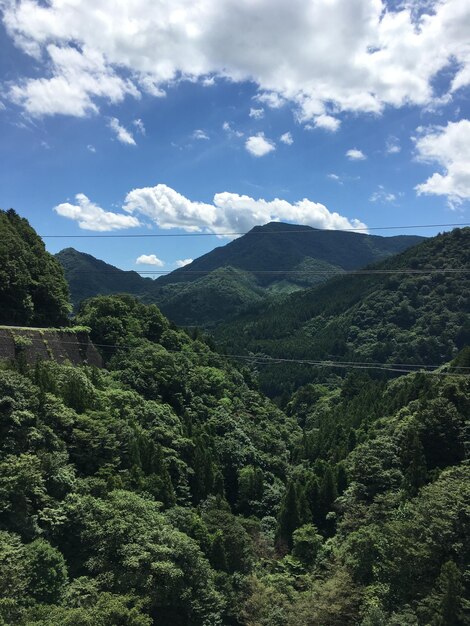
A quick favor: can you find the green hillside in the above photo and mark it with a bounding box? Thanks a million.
[214,228,470,396]
[1,215,468,626]
[0,210,70,326]
[56,248,152,307]
[1,294,467,625]
[154,221,425,288]
[57,222,424,325]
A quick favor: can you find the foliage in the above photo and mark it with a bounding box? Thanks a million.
[215,227,470,397]
[0,210,70,326]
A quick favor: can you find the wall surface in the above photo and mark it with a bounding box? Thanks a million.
[0,327,103,367]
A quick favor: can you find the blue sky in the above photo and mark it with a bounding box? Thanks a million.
[0,0,469,272]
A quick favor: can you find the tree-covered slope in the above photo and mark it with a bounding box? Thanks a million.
[0,210,70,326]
[56,248,152,308]
[214,228,470,394]
[0,296,468,623]
[154,222,425,288]
[57,222,424,324]
[145,267,266,326]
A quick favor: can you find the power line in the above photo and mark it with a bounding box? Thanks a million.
[41,222,470,238]
[19,335,470,377]
[64,268,470,276]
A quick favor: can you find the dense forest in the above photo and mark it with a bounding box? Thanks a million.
[215,228,470,397]
[0,212,468,625]
[57,222,423,325]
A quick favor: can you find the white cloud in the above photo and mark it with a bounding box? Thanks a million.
[123,183,367,235]
[54,193,140,231]
[192,129,209,140]
[249,107,264,119]
[175,258,193,267]
[370,186,396,203]
[386,136,401,154]
[9,44,138,117]
[346,148,366,161]
[5,0,470,120]
[87,144,96,152]
[133,118,146,135]
[280,132,293,145]
[311,114,341,132]
[414,119,470,205]
[136,254,165,266]
[108,117,136,145]
[245,133,275,157]
[255,92,286,109]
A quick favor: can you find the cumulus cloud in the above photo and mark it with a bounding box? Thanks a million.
[122,183,367,235]
[136,254,165,266]
[249,107,264,119]
[87,144,96,152]
[414,119,470,205]
[108,118,136,145]
[245,133,275,157]
[192,129,209,140]
[311,114,341,132]
[9,44,138,117]
[5,0,470,120]
[175,258,193,267]
[54,193,140,231]
[280,132,293,145]
[346,148,366,161]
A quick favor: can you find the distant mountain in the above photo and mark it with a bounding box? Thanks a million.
[56,248,152,307]
[155,222,425,288]
[214,227,470,396]
[57,222,425,322]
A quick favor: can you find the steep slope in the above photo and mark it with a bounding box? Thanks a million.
[145,266,266,326]
[0,209,71,326]
[56,248,153,307]
[214,227,470,395]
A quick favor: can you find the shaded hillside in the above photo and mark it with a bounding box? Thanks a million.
[58,222,424,324]
[0,209,70,326]
[145,266,266,326]
[56,248,152,307]
[214,228,470,395]
[154,222,424,290]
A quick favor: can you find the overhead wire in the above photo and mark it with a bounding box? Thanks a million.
[41,222,470,238]
[16,335,470,377]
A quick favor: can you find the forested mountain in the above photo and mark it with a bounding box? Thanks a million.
[57,222,424,325]
[215,227,470,396]
[0,294,468,625]
[56,248,152,307]
[0,214,468,626]
[0,209,70,326]
[154,222,425,287]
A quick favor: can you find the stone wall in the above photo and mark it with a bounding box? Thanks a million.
[0,327,103,367]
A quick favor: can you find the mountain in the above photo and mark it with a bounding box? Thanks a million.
[1,212,468,625]
[0,209,70,326]
[56,247,153,307]
[58,222,424,324]
[214,227,470,396]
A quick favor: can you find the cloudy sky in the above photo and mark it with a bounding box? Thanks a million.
[0,0,469,271]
